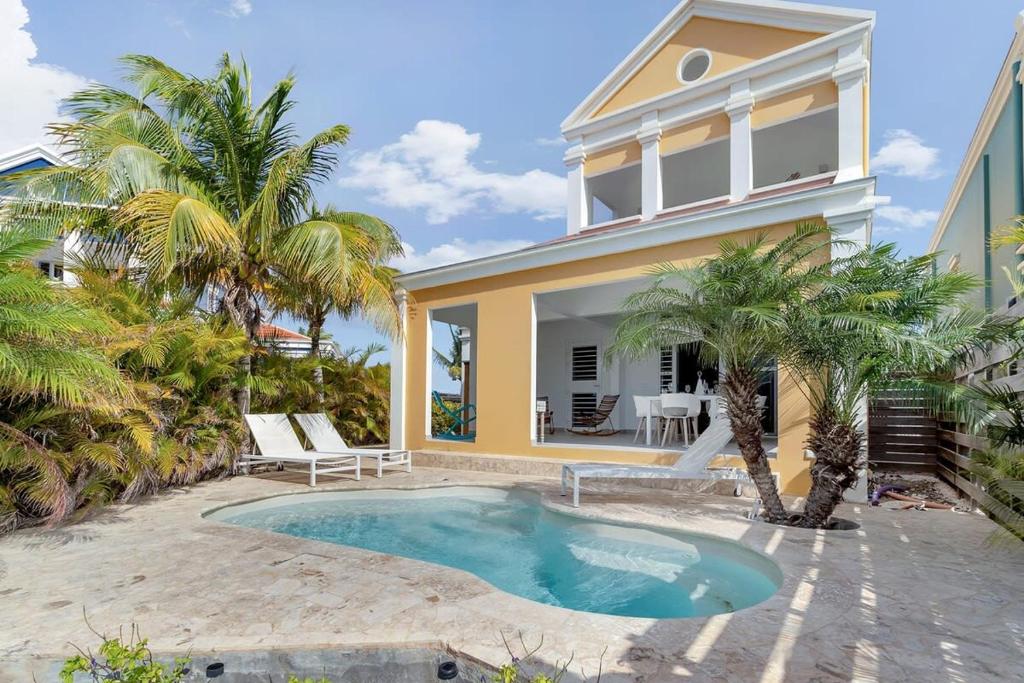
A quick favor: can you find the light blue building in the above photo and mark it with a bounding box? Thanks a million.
[0,143,77,283]
[929,13,1024,314]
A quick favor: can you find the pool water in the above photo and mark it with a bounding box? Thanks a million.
[209,487,780,619]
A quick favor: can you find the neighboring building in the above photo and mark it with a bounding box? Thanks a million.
[390,0,878,495]
[929,12,1024,314]
[257,323,337,359]
[0,144,84,284]
[927,12,1024,504]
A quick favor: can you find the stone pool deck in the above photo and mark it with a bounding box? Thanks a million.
[1,467,1022,682]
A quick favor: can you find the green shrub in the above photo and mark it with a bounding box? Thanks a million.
[60,625,189,683]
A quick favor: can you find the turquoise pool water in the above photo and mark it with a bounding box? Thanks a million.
[209,487,780,619]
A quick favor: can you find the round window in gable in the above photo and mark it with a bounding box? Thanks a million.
[678,49,712,84]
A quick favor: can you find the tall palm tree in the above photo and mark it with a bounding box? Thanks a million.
[6,54,389,425]
[610,224,832,523]
[268,204,401,400]
[432,324,463,382]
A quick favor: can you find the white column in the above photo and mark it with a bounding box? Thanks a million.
[61,230,81,286]
[564,143,587,235]
[825,208,871,259]
[637,112,662,221]
[389,289,408,450]
[725,81,755,201]
[833,41,869,182]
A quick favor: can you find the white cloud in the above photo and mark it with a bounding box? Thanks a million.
[224,0,252,17]
[534,136,565,147]
[340,120,566,224]
[870,129,942,180]
[0,0,89,152]
[392,237,534,273]
[873,204,940,235]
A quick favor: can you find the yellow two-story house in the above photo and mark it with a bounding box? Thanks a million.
[390,0,878,495]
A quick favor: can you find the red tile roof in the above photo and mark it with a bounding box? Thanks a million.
[257,323,310,342]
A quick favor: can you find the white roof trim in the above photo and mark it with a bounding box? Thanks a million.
[396,177,876,291]
[0,144,69,174]
[928,16,1024,254]
[561,0,873,131]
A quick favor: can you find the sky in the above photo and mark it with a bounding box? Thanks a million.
[4,0,1023,388]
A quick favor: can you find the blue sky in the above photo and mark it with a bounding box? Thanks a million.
[4,0,1023,384]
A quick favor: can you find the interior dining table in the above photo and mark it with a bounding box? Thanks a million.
[636,394,720,446]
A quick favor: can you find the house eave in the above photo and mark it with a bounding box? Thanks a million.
[0,144,70,174]
[396,176,877,292]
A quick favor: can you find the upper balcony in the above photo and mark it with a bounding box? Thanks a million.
[560,1,873,237]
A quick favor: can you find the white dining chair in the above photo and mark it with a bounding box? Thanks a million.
[632,396,662,443]
[660,393,701,447]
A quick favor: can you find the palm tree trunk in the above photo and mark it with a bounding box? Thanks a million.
[720,365,789,523]
[307,311,325,406]
[798,404,863,528]
[223,281,260,455]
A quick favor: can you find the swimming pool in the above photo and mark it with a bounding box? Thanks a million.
[208,487,781,619]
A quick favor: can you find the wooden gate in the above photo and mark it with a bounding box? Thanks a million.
[868,389,938,469]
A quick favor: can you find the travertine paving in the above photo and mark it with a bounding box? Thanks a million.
[1,467,1022,682]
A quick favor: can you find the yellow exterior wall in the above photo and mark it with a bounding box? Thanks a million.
[585,141,642,176]
[594,18,823,119]
[403,221,818,495]
[661,113,730,155]
[750,81,837,128]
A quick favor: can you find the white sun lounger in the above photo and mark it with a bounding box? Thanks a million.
[560,413,748,507]
[294,413,412,478]
[241,413,361,486]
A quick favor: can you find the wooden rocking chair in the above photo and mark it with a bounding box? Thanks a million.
[567,394,620,436]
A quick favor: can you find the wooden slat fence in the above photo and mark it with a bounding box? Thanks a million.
[932,297,1024,527]
[868,389,938,469]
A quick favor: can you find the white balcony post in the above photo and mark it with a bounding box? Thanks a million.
[725,81,755,201]
[61,230,82,286]
[637,112,662,221]
[564,143,587,235]
[389,288,408,450]
[833,41,869,182]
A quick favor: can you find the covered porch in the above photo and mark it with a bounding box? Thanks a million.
[531,277,779,454]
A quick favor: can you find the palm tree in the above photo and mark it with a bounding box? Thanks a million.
[0,226,134,528]
[610,225,832,523]
[432,324,463,382]
[6,54,390,427]
[777,244,1007,526]
[268,204,402,400]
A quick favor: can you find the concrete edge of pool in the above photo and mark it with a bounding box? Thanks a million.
[203,484,785,620]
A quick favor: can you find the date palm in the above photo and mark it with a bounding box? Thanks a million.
[7,54,384,427]
[779,244,1002,527]
[610,224,832,523]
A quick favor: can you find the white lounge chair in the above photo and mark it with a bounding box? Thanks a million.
[241,413,361,486]
[293,413,412,478]
[560,411,748,507]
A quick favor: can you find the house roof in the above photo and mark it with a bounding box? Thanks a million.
[0,144,69,175]
[257,323,311,343]
[561,0,874,132]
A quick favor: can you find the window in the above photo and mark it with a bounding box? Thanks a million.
[659,346,675,392]
[38,261,51,277]
[678,49,711,84]
[53,265,63,281]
